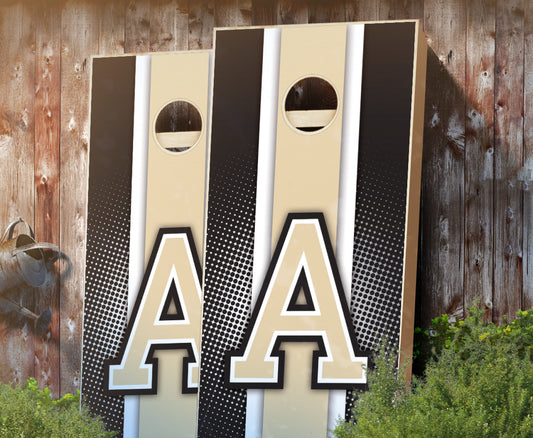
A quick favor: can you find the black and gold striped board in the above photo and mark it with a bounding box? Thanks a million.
[83,51,211,437]
[199,21,426,438]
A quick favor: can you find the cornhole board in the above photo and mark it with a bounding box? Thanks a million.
[198,20,426,438]
[82,50,211,437]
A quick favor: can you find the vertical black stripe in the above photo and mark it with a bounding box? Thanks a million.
[198,29,264,438]
[359,22,415,162]
[83,56,136,435]
[347,22,416,418]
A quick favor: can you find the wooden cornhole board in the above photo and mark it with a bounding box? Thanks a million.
[82,50,210,437]
[83,19,426,438]
[198,20,426,438]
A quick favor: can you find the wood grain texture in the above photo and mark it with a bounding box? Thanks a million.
[0,0,35,389]
[189,0,214,49]
[345,0,378,21]
[215,0,252,27]
[411,0,423,21]
[524,0,533,311]
[59,0,98,395]
[125,0,151,53]
[150,0,189,51]
[494,0,524,323]
[379,0,397,20]
[252,0,274,25]
[275,0,308,24]
[34,0,61,397]
[308,0,345,23]
[465,0,495,319]
[421,0,466,324]
[387,0,423,20]
[377,0,425,21]
[98,0,126,55]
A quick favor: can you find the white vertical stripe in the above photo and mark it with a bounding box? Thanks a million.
[328,23,365,436]
[124,54,151,438]
[245,27,281,438]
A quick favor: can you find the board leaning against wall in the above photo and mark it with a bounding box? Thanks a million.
[0,0,530,412]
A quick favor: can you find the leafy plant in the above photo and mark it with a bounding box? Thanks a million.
[334,304,533,438]
[0,378,115,437]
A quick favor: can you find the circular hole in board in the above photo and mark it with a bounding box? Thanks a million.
[284,76,338,133]
[154,100,203,153]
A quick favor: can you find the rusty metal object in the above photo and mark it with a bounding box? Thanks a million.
[0,295,51,334]
[0,218,59,333]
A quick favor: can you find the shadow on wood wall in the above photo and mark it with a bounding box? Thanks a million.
[0,0,530,398]
[418,47,469,328]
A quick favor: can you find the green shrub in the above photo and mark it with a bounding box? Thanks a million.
[0,378,115,437]
[334,305,533,438]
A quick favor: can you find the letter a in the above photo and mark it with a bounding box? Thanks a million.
[105,228,202,394]
[226,213,367,389]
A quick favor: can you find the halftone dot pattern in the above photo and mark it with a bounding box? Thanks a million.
[82,172,131,435]
[350,158,406,352]
[344,158,407,419]
[198,150,258,438]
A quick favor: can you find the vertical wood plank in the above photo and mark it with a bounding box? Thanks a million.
[379,0,397,20]
[465,0,495,318]
[0,0,35,389]
[346,1,423,24]
[34,0,61,397]
[252,0,274,25]
[411,0,424,21]
[60,0,99,395]
[421,0,466,325]
[98,0,126,55]
[214,0,252,27]
[189,0,214,49]
[393,0,422,19]
[524,0,533,311]
[308,0,346,23]
[494,0,524,322]
[125,0,151,53]
[274,0,308,24]
[150,0,189,52]
[345,0,378,22]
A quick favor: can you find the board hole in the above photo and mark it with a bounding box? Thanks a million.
[284,76,338,133]
[154,100,202,153]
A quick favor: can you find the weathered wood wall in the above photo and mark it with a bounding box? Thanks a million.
[0,0,529,397]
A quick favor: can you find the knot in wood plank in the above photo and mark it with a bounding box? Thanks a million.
[504,244,513,260]
[506,206,515,222]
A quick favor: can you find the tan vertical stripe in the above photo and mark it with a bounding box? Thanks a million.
[139,50,210,438]
[138,349,194,438]
[145,51,210,259]
[270,24,347,242]
[263,24,347,438]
